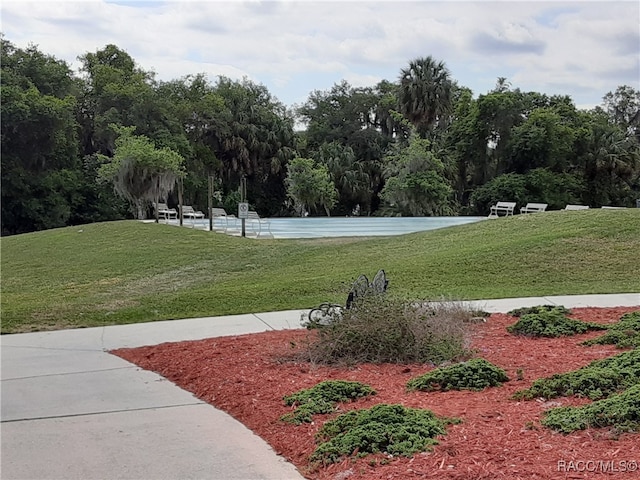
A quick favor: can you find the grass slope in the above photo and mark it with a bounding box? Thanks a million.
[1,210,639,333]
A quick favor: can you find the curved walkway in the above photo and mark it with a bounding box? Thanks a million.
[1,293,638,479]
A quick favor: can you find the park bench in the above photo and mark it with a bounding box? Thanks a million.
[181,206,205,227]
[305,269,389,328]
[246,211,272,237]
[488,201,516,218]
[564,204,589,210]
[210,208,232,232]
[153,202,177,221]
[181,205,205,219]
[210,207,242,233]
[520,203,548,214]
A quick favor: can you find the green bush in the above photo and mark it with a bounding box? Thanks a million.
[513,349,640,401]
[469,169,584,215]
[281,380,375,424]
[507,305,571,317]
[507,309,607,337]
[301,295,474,365]
[541,384,640,433]
[583,311,640,348]
[406,358,509,392]
[469,173,528,215]
[310,404,460,464]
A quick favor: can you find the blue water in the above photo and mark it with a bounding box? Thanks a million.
[264,216,486,239]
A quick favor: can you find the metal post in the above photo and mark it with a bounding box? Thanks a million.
[240,176,247,237]
[178,177,183,226]
[155,178,160,223]
[208,175,214,232]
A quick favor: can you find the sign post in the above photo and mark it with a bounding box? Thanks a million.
[239,203,248,237]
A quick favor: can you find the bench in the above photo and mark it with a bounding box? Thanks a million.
[180,205,205,228]
[180,205,204,224]
[246,211,272,238]
[564,204,589,210]
[210,208,247,235]
[211,208,232,232]
[153,202,178,221]
[218,211,270,237]
[181,206,205,219]
[520,203,548,214]
[305,269,389,328]
[488,201,516,218]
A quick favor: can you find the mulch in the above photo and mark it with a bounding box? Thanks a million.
[112,306,640,480]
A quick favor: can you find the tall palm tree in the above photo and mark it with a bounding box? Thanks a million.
[398,56,453,138]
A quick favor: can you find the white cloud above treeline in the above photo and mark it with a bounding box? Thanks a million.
[2,0,638,109]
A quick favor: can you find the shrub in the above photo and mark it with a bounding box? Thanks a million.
[469,173,527,215]
[469,169,584,215]
[310,404,460,464]
[507,305,571,317]
[406,358,509,392]
[507,309,607,337]
[301,295,474,365]
[583,311,640,349]
[281,380,376,424]
[513,349,640,401]
[541,384,640,433]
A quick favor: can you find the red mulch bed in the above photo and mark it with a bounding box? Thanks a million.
[112,307,640,479]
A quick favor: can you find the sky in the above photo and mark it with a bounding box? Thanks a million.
[2,0,639,111]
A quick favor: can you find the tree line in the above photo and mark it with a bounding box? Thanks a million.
[2,36,639,235]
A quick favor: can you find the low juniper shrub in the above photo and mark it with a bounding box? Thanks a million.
[541,384,640,433]
[310,403,460,465]
[513,349,640,401]
[406,358,510,392]
[507,308,607,337]
[508,305,572,317]
[582,310,640,349]
[281,380,375,424]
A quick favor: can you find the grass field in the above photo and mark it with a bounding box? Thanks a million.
[1,209,639,333]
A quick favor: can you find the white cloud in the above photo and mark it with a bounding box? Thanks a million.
[2,0,638,108]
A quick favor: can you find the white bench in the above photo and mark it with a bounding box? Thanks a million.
[246,211,272,238]
[564,204,589,210]
[520,203,548,214]
[181,206,205,228]
[153,202,177,221]
[488,201,516,218]
[181,205,205,219]
[208,208,271,237]
[210,208,237,232]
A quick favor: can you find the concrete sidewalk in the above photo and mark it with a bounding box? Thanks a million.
[1,294,638,480]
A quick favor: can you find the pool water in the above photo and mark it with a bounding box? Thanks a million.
[263,216,485,239]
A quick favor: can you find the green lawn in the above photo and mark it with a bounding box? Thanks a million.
[1,209,639,333]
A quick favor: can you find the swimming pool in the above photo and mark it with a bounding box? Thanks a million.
[261,216,485,239]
